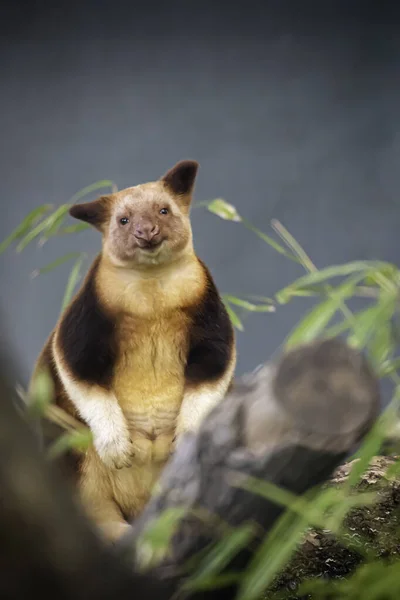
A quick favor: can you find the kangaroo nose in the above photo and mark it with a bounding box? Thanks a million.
[134,223,160,241]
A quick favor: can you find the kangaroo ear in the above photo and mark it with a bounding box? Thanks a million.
[69,196,111,232]
[161,160,199,202]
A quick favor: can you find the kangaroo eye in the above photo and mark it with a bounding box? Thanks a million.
[159,208,169,215]
[119,217,129,225]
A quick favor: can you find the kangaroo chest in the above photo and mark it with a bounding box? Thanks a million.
[97,258,206,438]
[113,310,190,436]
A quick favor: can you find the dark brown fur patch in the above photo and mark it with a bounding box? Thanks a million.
[185,260,234,385]
[58,256,117,389]
[69,196,111,231]
[161,160,199,198]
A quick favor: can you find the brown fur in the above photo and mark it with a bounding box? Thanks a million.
[30,161,236,542]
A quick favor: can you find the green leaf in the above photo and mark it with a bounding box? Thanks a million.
[60,254,85,313]
[324,318,353,339]
[368,320,393,367]
[245,294,275,304]
[275,261,391,305]
[270,219,315,272]
[135,508,187,570]
[347,290,397,353]
[378,357,400,378]
[31,252,82,278]
[207,199,242,222]
[68,179,116,204]
[47,428,93,460]
[363,264,398,286]
[16,204,72,252]
[222,295,275,313]
[285,276,363,349]
[224,303,244,331]
[183,524,255,592]
[241,218,300,263]
[43,181,116,241]
[56,222,91,235]
[27,366,55,416]
[0,204,53,255]
[181,573,241,592]
[237,509,309,600]
[39,211,73,242]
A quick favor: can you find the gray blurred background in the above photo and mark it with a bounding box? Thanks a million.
[1,0,399,390]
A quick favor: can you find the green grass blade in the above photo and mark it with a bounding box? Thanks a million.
[135,508,188,570]
[378,357,400,378]
[222,295,275,313]
[275,261,391,304]
[47,428,93,460]
[241,217,301,263]
[368,319,393,367]
[347,290,397,352]
[68,179,116,204]
[31,252,82,278]
[27,366,55,417]
[183,524,255,592]
[56,223,91,235]
[43,181,116,240]
[16,204,71,252]
[237,509,309,600]
[60,254,85,313]
[284,276,363,349]
[224,302,244,331]
[271,219,315,273]
[0,204,53,254]
[324,318,353,339]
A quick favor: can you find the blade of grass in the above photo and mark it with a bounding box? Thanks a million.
[237,508,309,600]
[16,204,72,252]
[183,524,255,592]
[0,204,53,254]
[284,275,364,349]
[135,508,188,570]
[347,290,397,352]
[47,428,93,460]
[43,180,117,240]
[68,179,116,204]
[241,217,301,264]
[275,261,390,304]
[271,219,316,273]
[56,222,91,235]
[30,252,82,278]
[223,295,275,313]
[60,254,85,313]
[224,302,244,331]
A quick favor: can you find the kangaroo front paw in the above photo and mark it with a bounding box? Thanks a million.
[95,434,135,470]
